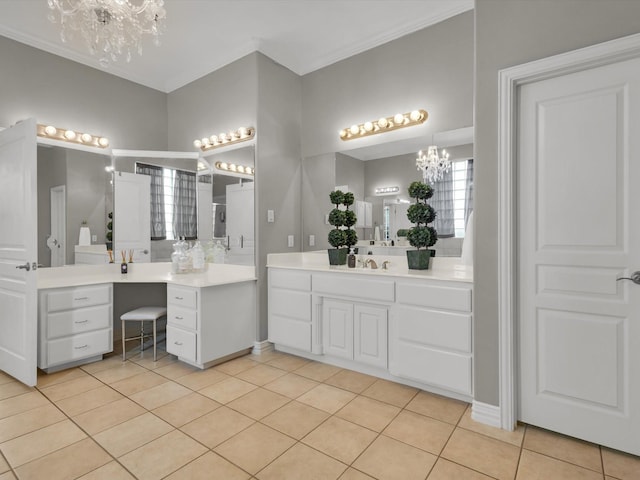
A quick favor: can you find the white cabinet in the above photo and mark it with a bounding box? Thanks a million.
[38,283,113,372]
[390,281,473,396]
[355,200,373,229]
[322,298,388,369]
[268,269,312,352]
[167,281,256,369]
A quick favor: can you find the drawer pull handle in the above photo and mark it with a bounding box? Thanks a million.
[74,297,89,301]
[74,320,89,324]
[175,296,184,300]
[175,316,183,320]
[74,344,89,349]
[174,341,183,346]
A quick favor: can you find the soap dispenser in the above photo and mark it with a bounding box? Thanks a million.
[348,248,356,268]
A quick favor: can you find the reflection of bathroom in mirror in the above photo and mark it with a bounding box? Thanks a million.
[302,129,473,257]
[197,145,255,266]
[37,145,112,267]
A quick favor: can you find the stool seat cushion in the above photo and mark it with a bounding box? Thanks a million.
[121,306,167,321]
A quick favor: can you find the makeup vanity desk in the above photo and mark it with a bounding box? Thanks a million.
[37,263,256,373]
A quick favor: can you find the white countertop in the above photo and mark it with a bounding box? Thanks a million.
[37,262,257,290]
[267,252,473,283]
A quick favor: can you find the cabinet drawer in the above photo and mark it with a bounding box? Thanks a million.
[391,343,472,395]
[167,305,197,330]
[47,304,111,339]
[270,269,311,291]
[167,325,197,363]
[394,306,471,353]
[167,285,197,309]
[47,329,111,367]
[46,284,111,312]
[269,288,311,321]
[313,274,395,303]
[397,281,471,312]
[268,315,311,352]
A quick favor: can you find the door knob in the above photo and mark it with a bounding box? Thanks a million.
[617,271,640,285]
[15,263,31,271]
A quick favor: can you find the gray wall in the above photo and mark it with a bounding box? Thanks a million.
[474,0,640,406]
[0,36,168,150]
[255,53,302,341]
[301,11,474,159]
[302,153,336,251]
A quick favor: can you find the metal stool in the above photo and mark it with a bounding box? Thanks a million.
[121,306,167,361]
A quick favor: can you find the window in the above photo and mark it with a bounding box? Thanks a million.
[136,163,197,241]
[452,160,469,238]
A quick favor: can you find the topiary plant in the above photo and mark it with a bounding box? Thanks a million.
[406,181,438,269]
[327,189,358,265]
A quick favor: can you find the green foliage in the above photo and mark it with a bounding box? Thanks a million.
[344,229,358,247]
[396,229,409,237]
[329,209,346,227]
[329,190,344,206]
[328,229,346,248]
[107,221,113,231]
[343,210,357,228]
[106,231,113,242]
[342,192,355,207]
[407,226,435,249]
[407,204,436,225]
[406,180,438,250]
[408,181,434,200]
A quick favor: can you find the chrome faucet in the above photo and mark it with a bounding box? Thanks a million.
[381,260,391,270]
[365,258,378,269]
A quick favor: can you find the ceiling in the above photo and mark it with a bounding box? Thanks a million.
[0,0,472,93]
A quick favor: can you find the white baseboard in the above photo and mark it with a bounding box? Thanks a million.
[252,340,274,355]
[472,400,502,428]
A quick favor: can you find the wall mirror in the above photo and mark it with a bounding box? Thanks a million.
[196,145,255,266]
[302,127,473,257]
[37,144,112,267]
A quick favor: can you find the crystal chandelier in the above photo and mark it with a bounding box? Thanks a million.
[416,146,451,184]
[47,0,167,67]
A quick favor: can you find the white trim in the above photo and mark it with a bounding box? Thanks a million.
[252,340,274,355]
[498,32,640,431]
[472,401,501,428]
[111,149,199,159]
[37,135,112,156]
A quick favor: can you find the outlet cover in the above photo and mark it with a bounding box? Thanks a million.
[309,234,315,246]
[267,209,275,223]
[288,235,294,247]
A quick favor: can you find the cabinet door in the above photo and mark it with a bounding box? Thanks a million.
[167,325,197,363]
[354,304,387,368]
[322,298,353,359]
[364,202,373,229]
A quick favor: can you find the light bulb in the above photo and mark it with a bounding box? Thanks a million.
[238,127,248,138]
[98,137,109,147]
[339,129,347,138]
[364,121,374,132]
[393,113,405,125]
[80,133,92,143]
[349,124,360,135]
[228,131,237,140]
[237,165,245,173]
[193,139,202,148]
[229,164,237,172]
[410,110,422,121]
[209,135,218,144]
[44,125,57,136]
[64,130,76,140]
[201,137,210,146]
[219,162,228,170]
[378,117,388,128]
[219,133,227,142]
[246,167,253,175]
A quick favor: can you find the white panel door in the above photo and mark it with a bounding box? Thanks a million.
[0,118,38,386]
[197,181,213,241]
[354,304,387,368]
[114,171,151,263]
[226,182,254,265]
[518,57,640,454]
[322,298,354,359]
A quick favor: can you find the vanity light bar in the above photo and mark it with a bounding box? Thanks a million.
[339,109,428,141]
[375,186,400,195]
[194,126,255,151]
[215,161,254,176]
[37,124,109,148]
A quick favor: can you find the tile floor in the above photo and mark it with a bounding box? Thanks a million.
[1,345,639,480]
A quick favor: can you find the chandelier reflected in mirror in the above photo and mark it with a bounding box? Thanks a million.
[416,145,451,185]
[47,0,166,67]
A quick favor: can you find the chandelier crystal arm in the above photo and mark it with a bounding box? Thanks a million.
[416,146,451,184]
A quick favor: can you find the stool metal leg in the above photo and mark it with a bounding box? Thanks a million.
[122,319,126,361]
[153,318,157,362]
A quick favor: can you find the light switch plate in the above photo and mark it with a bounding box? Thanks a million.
[267,209,275,223]
[288,235,294,247]
[309,234,315,246]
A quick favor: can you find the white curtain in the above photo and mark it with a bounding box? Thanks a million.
[431,169,455,238]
